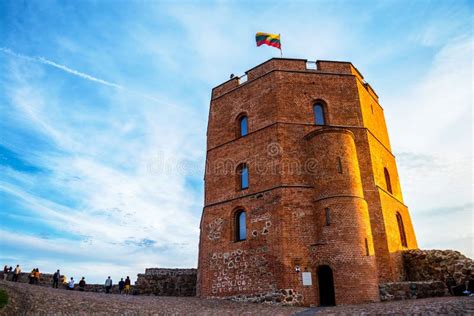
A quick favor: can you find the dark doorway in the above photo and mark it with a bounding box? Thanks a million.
[317,265,336,306]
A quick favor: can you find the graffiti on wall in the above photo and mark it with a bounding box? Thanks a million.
[250,212,272,238]
[209,246,276,294]
[207,218,225,241]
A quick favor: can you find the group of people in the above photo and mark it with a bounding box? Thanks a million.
[105,276,132,294]
[3,265,21,282]
[28,268,41,284]
[3,264,132,294]
[52,270,88,292]
[64,275,87,291]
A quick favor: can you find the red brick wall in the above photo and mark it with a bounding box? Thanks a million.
[198,58,418,306]
[305,127,379,304]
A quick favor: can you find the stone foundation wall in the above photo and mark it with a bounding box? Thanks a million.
[403,249,473,285]
[226,289,303,306]
[379,281,447,301]
[135,268,196,296]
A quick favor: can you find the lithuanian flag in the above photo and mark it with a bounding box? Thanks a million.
[256,32,281,49]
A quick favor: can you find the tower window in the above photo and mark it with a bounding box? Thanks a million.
[337,157,343,174]
[237,163,249,190]
[384,167,393,194]
[325,208,330,226]
[313,103,326,125]
[396,212,408,247]
[238,115,248,137]
[235,210,246,241]
[365,238,370,256]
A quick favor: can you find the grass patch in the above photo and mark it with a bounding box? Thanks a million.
[0,289,8,308]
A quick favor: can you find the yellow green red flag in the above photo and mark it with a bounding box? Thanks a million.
[256,32,281,49]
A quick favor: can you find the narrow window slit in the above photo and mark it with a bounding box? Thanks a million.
[325,208,330,226]
[337,157,343,174]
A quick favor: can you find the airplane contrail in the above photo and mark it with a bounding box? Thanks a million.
[1,47,123,89]
[0,47,177,107]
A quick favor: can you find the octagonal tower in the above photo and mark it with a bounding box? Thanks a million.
[197,58,417,306]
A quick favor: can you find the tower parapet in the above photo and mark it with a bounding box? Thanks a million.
[211,58,377,100]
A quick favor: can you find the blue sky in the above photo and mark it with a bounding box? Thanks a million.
[0,0,472,283]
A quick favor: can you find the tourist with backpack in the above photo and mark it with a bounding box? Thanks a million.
[2,265,7,281]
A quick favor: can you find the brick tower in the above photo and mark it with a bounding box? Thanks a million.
[197,58,418,306]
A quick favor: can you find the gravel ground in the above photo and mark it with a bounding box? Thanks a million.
[1,280,473,315]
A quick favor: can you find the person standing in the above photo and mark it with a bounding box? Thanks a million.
[2,266,8,281]
[118,278,125,294]
[124,276,131,295]
[29,269,35,284]
[12,265,21,282]
[105,276,113,294]
[52,270,60,288]
[34,268,40,285]
[68,277,75,290]
[78,277,86,291]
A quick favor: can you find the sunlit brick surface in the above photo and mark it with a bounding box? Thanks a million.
[198,58,418,306]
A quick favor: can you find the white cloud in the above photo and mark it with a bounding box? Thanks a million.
[1,50,203,282]
[385,36,473,258]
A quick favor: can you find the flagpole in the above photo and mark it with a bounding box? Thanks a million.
[279,33,283,57]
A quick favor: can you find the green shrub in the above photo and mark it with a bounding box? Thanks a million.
[0,289,8,308]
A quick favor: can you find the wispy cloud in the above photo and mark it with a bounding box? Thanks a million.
[0,47,178,107]
[1,47,122,89]
[1,37,204,282]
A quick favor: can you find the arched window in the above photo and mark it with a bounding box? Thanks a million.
[396,212,407,247]
[384,168,392,194]
[237,163,249,190]
[235,210,246,241]
[239,115,248,137]
[313,103,326,125]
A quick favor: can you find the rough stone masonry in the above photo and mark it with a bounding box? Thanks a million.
[135,268,197,296]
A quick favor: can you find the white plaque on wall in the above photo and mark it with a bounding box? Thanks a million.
[302,272,312,286]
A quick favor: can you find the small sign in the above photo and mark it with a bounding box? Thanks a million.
[302,272,312,286]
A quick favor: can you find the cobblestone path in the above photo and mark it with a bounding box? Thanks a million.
[1,280,473,315]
